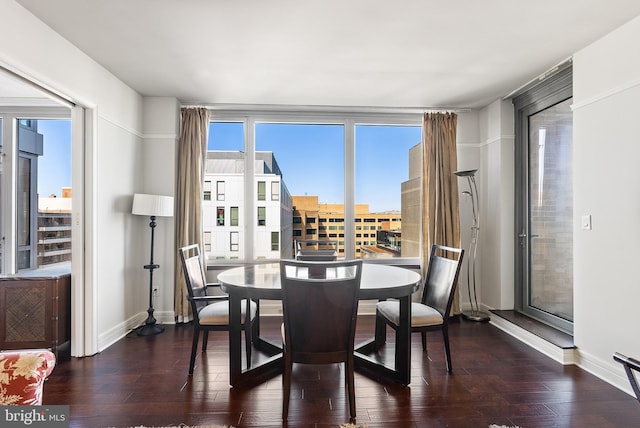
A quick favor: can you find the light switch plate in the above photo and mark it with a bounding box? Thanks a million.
[581,215,592,230]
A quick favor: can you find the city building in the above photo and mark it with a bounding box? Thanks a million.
[292,195,402,258]
[292,141,422,259]
[37,187,72,267]
[203,151,293,260]
[400,143,422,258]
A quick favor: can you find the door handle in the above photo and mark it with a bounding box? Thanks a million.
[518,232,539,248]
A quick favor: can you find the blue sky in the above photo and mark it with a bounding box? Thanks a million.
[36,119,422,212]
[37,120,72,198]
[209,123,421,212]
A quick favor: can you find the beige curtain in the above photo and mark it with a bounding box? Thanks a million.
[421,112,462,314]
[174,107,210,321]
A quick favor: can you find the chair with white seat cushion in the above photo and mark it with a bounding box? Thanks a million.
[179,244,257,375]
[375,244,463,373]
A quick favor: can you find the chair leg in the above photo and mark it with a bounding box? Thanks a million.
[244,321,253,369]
[202,331,209,352]
[442,327,452,373]
[346,356,356,418]
[421,331,427,352]
[282,360,292,419]
[189,328,200,375]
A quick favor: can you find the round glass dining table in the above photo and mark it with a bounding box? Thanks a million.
[218,262,421,388]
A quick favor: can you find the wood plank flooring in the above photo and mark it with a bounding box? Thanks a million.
[42,316,640,427]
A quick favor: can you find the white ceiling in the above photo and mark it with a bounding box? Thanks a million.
[9,0,640,109]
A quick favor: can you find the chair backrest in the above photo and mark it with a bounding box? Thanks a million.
[280,259,363,364]
[295,239,339,261]
[178,244,209,314]
[421,244,464,318]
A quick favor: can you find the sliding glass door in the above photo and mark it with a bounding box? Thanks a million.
[514,66,574,333]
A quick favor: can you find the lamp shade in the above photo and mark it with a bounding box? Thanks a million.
[132,193,174,217]
[453,169,477,177]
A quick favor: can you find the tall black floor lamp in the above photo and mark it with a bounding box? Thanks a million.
[132,193,174,336]
[454,169,490,322]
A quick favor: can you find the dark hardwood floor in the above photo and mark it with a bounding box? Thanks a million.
[43,316,639,428]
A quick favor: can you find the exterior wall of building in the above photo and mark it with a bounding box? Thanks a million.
[203,173,244,259]
[401,143,422,257]
[254,173,284,260]
[401,177,421,257]
[38,193,72,267]
[292,195,401,258]
[279,183,294,259]
[203,151,293,260]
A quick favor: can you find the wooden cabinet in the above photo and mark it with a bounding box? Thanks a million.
[0,273,71,359]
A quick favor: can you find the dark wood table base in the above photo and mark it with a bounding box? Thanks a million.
[229,295,412,388]
[221,263,419,389]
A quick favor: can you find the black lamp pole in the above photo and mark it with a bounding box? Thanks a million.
[137,215,164,336]
[454,169,490,322]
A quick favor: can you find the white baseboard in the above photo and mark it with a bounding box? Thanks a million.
[98,310,176,352]
[573,348,637,399]
[98,312,145,352]
[489,314,636,399]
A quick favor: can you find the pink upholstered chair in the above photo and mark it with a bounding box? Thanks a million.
[0,349,56,405]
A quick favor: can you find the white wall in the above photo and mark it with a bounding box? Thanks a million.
[454,111,481,313]
[571,14,640,392]
[478,100,515,311]
[476,15,640,396]
[456,104,515,315]
[140,97,181,324]
[0,0,147,354]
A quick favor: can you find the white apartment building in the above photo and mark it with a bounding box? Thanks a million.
[202,151,293,261]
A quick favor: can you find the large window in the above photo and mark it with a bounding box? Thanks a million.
[204,111,422,263]
[355,125,421,258]
[204,122,243,259]
[256,123,343,260]
[0,115,72,274]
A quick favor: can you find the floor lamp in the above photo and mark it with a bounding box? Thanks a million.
[132,193,174,335]
[454,169,490,322]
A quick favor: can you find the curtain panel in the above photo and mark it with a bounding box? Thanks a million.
[174,107,210,321]
[421,112,462,314]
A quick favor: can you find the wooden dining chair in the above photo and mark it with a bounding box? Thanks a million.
[280,258,363,420]
[375,244,464,373]
[178,244,257,375]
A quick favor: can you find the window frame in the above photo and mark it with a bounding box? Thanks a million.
[230,231,239,252]
[257,181,266,201]
[230,206,239,227]
[0,109,72,275]
[207,108,423,266]
[216,207,225,226]
[216,181,225,201]
[271,181,280,201]
[203,180,212,200]
[257,206,266,226]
